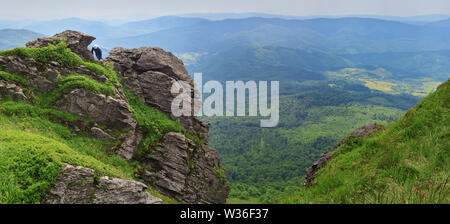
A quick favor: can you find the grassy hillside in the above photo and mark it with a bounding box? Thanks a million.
[278,79,449,204]
[0,42,182,204]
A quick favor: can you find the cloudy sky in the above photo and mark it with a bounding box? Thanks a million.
[1,0,450,21]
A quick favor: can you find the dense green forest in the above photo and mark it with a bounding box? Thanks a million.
[199,80,419,202]
[188,45,436,203]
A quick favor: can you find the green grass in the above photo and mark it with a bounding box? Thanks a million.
[0,41,121,86]
[227,197,261,204]
[0,70,29,86]
[124,89,185,157]
[1,41,122,107]
[0,111,137,204]
[34,74,116,107]
[0,41,83,67]
[0,42,185,204]
[0,41,194,204]
[278,79,450,204]
[215,167,227,180]
[0,100,90,124]
[0,99,185,204]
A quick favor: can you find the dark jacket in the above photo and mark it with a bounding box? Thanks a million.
[91,47,102,60]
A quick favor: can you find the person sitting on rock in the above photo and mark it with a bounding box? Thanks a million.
[91,44,102,61]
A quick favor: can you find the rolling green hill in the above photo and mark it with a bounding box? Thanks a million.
[277,79,449,204]
[0,29,44,50]
[187,45,350,83]
[103,17,450,54]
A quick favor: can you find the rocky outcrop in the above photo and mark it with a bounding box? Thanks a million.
[0,56,59,92]
[0,81,28,101]
[138,132,228,204]
[305,123,381,186]
[0,31,229,204]
[106,47,210,142]
[42,164,162,204]
[55,88,136,131]
[107,47,229,204]
[90,127,115,141]
[26,30,95,60]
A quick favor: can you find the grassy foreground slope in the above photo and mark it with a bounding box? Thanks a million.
[279,79,449,204]
[0,42,182,204]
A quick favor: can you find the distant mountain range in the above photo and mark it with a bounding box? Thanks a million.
[1,13,448,204]
[178,13,450,24]
[100,17,450,55]
[0,29,44,50]
[2,15,450,83]
[1,14,450,53]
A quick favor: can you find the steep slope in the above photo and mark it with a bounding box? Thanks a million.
[279,79,449,204]
[0,30,228,204]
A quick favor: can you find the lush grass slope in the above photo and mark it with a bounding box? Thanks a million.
[0,104,134,203]
[278,79,449,204]
[0,42,186,204]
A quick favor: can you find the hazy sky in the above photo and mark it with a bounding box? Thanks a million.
[1,0,450,21]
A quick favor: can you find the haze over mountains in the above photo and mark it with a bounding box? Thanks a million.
[2,14,450,53]
[1,13,449,203]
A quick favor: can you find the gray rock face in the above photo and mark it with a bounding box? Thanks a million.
[107,47,191,82]
[138,132,229,204]
[106,47,210,142]
[305,123,381,186]
[0,56,59,92]
[305,152,333,186]
[91,127,115,141]
[55,89,137,131]
[107,47,229,204]
[26,30,95,60]
[116,130,143,161]
[0,80,28,101]
[42,164,162,204]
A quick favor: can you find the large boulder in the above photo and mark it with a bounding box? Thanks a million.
[107,47,230,203]
[55,88,137,131]
[0,56,59,92]
[26,30,95,60]
[106,47,210,142]
[42,164,162,204]
[138,132,229,204]
[0,81,28,101]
